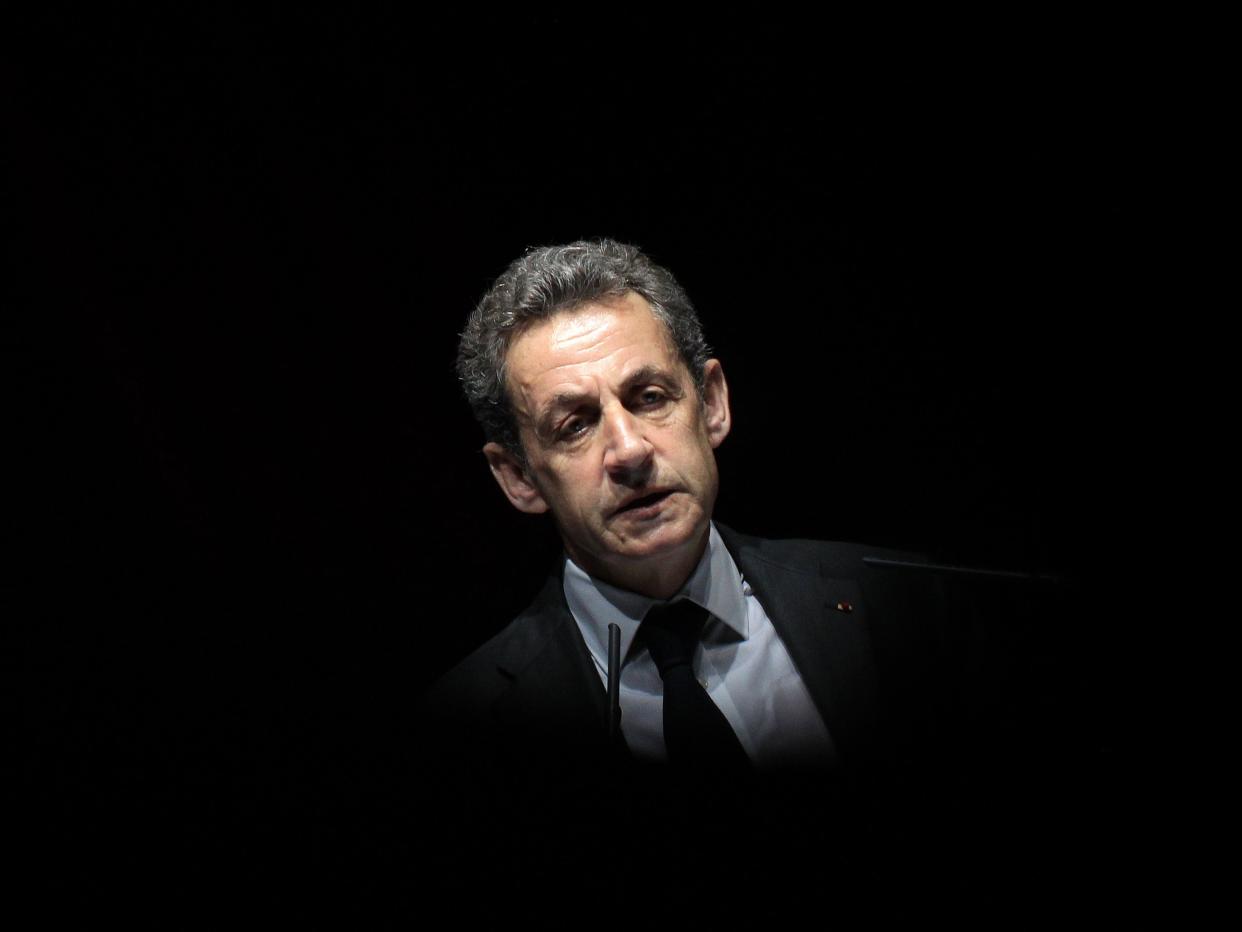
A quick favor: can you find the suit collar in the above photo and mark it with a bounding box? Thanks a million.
[562,522,751,675]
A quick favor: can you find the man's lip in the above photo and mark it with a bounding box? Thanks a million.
[612,489,675,516]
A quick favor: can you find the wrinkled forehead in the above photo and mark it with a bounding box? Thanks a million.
[502,293,682,404]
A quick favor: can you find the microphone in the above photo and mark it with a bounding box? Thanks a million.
[607,622,621,741]
[862,556,1066,585]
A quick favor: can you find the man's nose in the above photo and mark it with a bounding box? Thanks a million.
[602,406,654,481]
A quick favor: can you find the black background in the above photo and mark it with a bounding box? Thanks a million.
[14,11,1151,922]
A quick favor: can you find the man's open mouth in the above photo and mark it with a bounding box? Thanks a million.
[615,490,673,515]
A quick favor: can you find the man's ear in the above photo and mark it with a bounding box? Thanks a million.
[483,442,549,514]
[701,358,732,449]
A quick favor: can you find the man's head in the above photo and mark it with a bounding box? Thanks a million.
[457,240,731,596]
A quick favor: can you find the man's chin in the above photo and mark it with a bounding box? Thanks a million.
[564,517,710,595]
[608,514,708,562]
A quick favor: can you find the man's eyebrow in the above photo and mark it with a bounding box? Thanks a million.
[533,388,602,436]
[620,364,681,393]
[533,366,682,431]
[537,390,591,426]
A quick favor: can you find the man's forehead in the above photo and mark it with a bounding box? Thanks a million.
[504,294,682,400]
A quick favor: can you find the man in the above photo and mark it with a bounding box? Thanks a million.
[423,240,989,915]
[438,238,947,769]
[420,240,1107,921]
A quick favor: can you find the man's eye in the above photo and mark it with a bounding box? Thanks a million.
[639,390,667,407]
[560,419,588,439]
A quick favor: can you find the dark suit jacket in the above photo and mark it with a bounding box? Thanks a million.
[419,524,998,917]
[426,523,954,777]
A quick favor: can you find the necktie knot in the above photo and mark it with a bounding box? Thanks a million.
[642,599,709,678]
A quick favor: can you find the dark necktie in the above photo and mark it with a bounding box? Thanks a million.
[642,600,750,768]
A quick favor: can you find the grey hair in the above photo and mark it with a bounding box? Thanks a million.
[456,239,711,460]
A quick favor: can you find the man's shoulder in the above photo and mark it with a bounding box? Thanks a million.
[716,522,928,581]
[422,571,578,719]
[718,524,949,649]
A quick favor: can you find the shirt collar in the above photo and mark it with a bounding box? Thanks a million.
[563,522,750,673]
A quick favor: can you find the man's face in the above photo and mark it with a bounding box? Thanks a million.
[483,291,731,592]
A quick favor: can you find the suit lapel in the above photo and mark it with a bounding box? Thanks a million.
[718,525,881,771]
[490,574,613,757]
